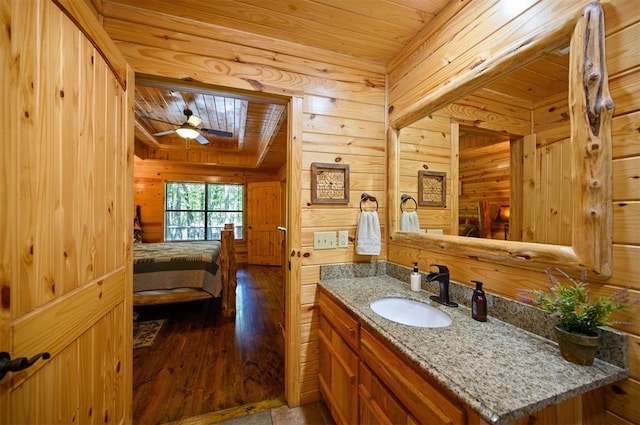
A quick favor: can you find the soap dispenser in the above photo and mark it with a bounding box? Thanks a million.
[471,280,487,322]
[410,262,421,292]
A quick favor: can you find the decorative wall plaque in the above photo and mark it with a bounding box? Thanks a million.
[311,163,350,204]
[418,170,446,206]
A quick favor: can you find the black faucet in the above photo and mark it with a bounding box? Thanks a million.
[425,264,458,307]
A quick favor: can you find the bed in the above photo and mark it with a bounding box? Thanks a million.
[133,224,237,317]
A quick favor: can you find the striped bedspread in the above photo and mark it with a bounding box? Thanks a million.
[133,241,222,296]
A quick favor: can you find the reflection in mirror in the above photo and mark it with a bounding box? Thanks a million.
[399,194,420,232]
[389,2,613,277]
[398,47,572,246]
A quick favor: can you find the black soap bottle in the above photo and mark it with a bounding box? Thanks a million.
[471,280,487,322]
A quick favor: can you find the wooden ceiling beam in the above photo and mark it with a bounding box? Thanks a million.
[254,106,287,168]
[134,117,162,148]
[135,74,290,105]
[235,100,248,151]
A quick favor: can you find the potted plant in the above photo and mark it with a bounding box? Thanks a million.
[519,268,629,366]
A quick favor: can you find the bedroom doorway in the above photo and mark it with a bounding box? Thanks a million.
[131,76,297,422]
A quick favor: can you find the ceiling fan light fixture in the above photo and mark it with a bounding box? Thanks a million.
[175,125,200,139]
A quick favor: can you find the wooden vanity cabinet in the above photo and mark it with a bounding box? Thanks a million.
[319,287,604,425]
[361,326,466,425]
[318,290,360,425]
[318,287,464,425]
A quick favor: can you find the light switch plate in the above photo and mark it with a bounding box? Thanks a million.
[314,231,336,249]
[338,230,349,248]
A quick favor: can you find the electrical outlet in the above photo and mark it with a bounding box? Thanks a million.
[314,231,336,249]
[338,230,349,248]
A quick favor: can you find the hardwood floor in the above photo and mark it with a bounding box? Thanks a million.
[132,264,285,425]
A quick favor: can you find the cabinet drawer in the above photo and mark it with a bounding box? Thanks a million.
[318,289,359,351]
[361,327,465,425]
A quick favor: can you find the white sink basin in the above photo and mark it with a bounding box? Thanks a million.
[370,297,452,328]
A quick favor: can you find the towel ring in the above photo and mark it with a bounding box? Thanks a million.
[360,193,378,212]
[400,194,417,212]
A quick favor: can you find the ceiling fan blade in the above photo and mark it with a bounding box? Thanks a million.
[201,128,234,137]
[196,134,210,145]
[153,129,176,136]
[140,115,178,126]
[187,115,202,127]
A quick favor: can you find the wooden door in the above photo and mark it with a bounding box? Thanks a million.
[247,181,283,266]
[0,1,133,423]
[519,134,572,245]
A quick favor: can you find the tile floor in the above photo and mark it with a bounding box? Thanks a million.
[216,401,335,425]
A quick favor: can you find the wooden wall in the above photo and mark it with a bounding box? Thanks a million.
[102,2,387,405]
[132,157,285,263]
[388,1,640,423]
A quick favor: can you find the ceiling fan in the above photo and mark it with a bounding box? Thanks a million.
[152,108,233,144]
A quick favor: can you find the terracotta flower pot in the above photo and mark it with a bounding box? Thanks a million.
[554,325,601,366]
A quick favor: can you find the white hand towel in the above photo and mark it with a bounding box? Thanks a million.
[400,211,420,232]
[356,211,381,255]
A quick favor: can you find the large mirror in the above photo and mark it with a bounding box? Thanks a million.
[397,49,571,245]
[389,3,613,277]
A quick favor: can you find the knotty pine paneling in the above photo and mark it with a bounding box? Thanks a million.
[613,157,640,200]
[439,93,531,136]
[300,321,319,344]
[301,265,321,285]
[3,1,132,422]
[388,1,640,423]
[533,92,570,138]
[388,1,581,126]
[612,111,640,158]
[610,245,640,291]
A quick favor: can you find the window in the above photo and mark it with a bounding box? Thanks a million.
[165,182,243,241]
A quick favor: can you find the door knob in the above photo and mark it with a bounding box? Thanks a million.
[0,351,50,380]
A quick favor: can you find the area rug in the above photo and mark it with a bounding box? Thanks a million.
[133,319,165,349]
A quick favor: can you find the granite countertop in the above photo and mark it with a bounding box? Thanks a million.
[318,275,628,425]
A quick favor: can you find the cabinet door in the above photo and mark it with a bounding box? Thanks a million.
[361,327,466,425]
[319,314,359,425]
[360,363,418,425]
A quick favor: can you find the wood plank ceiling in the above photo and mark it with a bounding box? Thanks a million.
[109,0,568,171]
[133,77,289,171]
[108,0,451,171]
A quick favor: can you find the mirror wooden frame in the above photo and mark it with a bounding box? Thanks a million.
[388,3,613,278]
